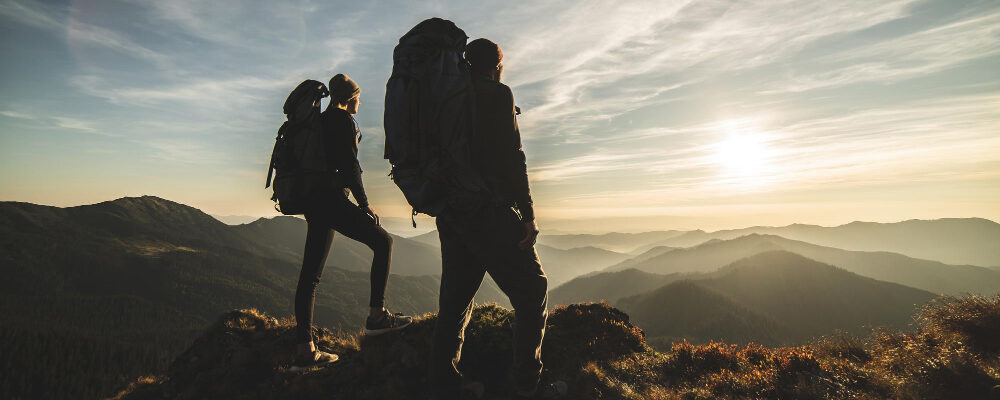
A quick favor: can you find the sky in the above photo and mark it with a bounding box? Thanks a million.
[1,0,998,233]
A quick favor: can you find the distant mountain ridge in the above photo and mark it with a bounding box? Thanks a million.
[634,219,1000,267]
[531,218,1000,267]
[603,233,1000,296]
[615,251,936,345]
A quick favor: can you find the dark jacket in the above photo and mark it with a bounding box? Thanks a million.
[471,75,535,221]
[320,107,368,207]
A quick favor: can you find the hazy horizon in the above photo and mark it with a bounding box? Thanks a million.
[7,194,998,237]
[2,0,999,233]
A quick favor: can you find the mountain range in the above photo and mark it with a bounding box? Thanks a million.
[551,251,937,347]
[0,196,502,398]
[3,195,998,398]
[601,233,1000,296]
[538,219,1000,267]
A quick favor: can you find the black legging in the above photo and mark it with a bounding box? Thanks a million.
[295,194,393,343]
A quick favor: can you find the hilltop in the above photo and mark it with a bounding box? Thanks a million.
[0,196,505,399]
[112,296,1000,400]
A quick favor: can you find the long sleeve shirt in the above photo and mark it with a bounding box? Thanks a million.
[472,75,535,221]
[321,107,369,207]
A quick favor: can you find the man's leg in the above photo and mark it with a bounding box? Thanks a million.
[481,208,549,393]
[431,213,488,397]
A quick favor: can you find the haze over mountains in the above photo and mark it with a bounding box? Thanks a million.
[532,219,1000,268]
[553,251,939,346]
[618,251,936,345]
[600,233,1000,296]
[3,195,998,397]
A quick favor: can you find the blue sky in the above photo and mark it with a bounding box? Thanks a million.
[1,0,998,232]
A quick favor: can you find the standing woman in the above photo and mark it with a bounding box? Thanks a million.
[291,73,413,371]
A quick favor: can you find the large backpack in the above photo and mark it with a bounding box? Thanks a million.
[265,80,331,215]
[383,18,488,219]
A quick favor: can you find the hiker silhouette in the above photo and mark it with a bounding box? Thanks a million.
[268,73,415,372]
[383,18,566,399]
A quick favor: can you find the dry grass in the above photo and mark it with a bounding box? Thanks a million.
[113,296,1000,400]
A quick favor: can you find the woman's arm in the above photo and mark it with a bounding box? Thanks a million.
[333,114,369,207]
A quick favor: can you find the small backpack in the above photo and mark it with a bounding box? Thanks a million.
[383,18,488,220]
[265,80,331,215]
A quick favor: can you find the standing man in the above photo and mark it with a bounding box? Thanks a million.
[430,39,565,399]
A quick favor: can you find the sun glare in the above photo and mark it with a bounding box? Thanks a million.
[712,120,772,185]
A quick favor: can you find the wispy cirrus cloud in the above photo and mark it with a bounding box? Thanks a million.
[138,0,309,51]
[766,11,1000,93]
[1,109,109,135]
[69,74,291,110]
[0,0,167,66]
[503,0,917,137]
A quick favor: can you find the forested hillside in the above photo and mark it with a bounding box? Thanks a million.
[0,196,501,399]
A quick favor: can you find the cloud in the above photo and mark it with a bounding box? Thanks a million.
[0,0,167,65]
[503,0,916,137]
[764,11,1000,93]
[51,117,98,133]
[138,0,309,51]
[0,110,40,121]
[144,138,230,164]
[0,109,109,135]
[66,19,168,65]
[0,0,63,30]
[69,74,292,116]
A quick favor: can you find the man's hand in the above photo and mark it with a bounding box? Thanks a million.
[518,220,539,250]
[362,205,380,226]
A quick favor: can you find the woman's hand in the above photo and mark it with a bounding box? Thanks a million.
[518,220,539,250]
[362,205,380,226]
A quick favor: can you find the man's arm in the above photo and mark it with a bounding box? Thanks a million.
[502,86,534,222]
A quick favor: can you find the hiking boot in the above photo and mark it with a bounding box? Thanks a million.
[515,380,568,399]
[364,308,413,336]
[289,350,338,372]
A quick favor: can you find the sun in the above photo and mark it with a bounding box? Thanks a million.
[712,120,771,184]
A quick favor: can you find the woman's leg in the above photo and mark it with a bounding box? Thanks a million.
[295,217,335,346]
[327,199,393,309]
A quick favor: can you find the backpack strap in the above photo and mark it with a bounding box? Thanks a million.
[265,123,288,188]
